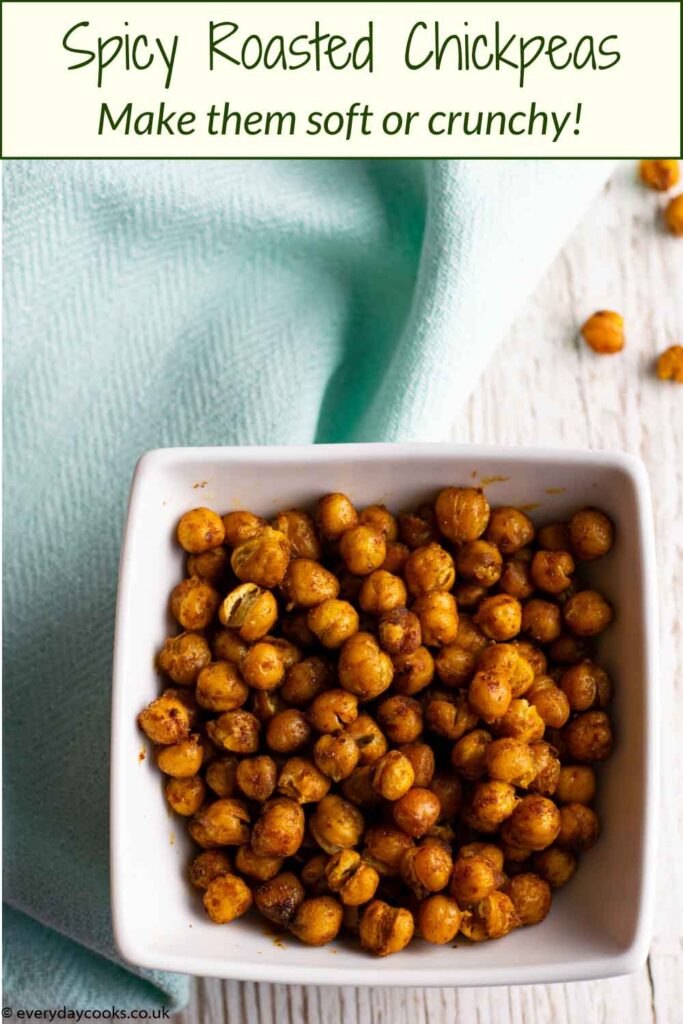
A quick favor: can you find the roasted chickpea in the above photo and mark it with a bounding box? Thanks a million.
[526,676,570,729]
[203,873,253,924]
[359,900,414,956]
[548,631,591,665]
[338,632,393,700]
[506,873,551,926]
[271,509,322,560]
[499,557,535,600]
[381,541,410,576]
[364,825,414,876]
[522,598,562,644]
[222,510,266,547]
[213,629,249,665]
[560,660,612,711]
[275,756,329,803]
[240,642,285,691]
[230,526,290,588]
[377,696,423,745]
[450,854,502,906]
[170,576,220,630]
[399,507,438,549]
[556,765,597,805]
[166,775,205,816]
[418,894,462,944]
[529,742,561,796]
[486,737,536,787]
[456,540,502,588]
[455,614,490,654]
[314,732,359,782]
[565,710,613,762]
[235,755,277,801]
[316,493,358,541]
[234,844,283,882]
[392,646,435,696]
[189,798,250,848]
[196,661,249,712]
[177,507,225,554]
[251,797,305,858]
[265,709,312,754]
[396,742,435,788]
[187,546,229,584]
[205,756,238,797]
[662,192,683,237]
[430,772,463,820]
[465,780,518,833]
[566,508,614,562]
[250,689,286,723]
[461,891,520,942]
[426,692,479,742]
[509,654,536,699]
[189,850,232,890]
[255,872,305,927]
[393,788,441,838]
[474,594,521,641]
[400,840,453,895]
[435,487,490,544]
[532,846,577,888]
[280,610,317,648]
[493,699,545,743]
[459,843,505,873]
[281,656,335,707]
[310,794,365,854]
[581,310,624,355]
[359,571,407,615]
[404,543,456,597]
[451,728,492,780]
[485,507,535,554]
[511,639,547,677]
[530,550,575,594]
[281,561,342,610]
[306,599,359,649]
[502,795,560,851]
[376,608,421,658]
[412,591,459,647]
[137,688,196,745]
[219,583,278,642]
[435,643,477,688]
[557,803,600,851]
[325,850,380,906]
[301,854,330,895]
[639,158,680,191]
[339,525,386,576]
[359,504,399,542]
[207,709,260,754]
[157,632,211,685]
[341,765,383,808]
[373,751,416,801]
[454,582,488,609]
[156,734,204,778]
[346,714,388,765]
[468,670,512,724]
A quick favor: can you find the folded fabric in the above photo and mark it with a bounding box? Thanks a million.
[3,157,613,1010]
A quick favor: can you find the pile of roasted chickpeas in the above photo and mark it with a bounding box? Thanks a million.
[138,488,616,955]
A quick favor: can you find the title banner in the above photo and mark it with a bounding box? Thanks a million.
[2,1,681,157]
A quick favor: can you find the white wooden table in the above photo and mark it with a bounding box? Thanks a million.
[176,163,683,1024]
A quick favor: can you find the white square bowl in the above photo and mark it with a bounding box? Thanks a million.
[111,443,658,987]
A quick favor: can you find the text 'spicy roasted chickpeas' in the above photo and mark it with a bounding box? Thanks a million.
[140,488,618,954]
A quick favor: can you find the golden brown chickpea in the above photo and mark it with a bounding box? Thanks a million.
[275,756,329,803]
[468,670,512,724]
[250,689,286,724]
[499,557,535,600]
[359,900,414,956]
[485,737,536,787]
[189,850,232,890]
[506,873,551,926]
[196,661,249,712]
[435,643,477,688]
[359,570,407,616]
[234,843,283,882]
[474,594,522,641]
[398,742,435,788]
[339,525,386,576]
[241,642,285,691]
[392,646,435,696]
[556,765,597,805]
[213,628,249,665]
[304,691,355,736]
[187,546,229,584]
[459,843,505,873]
[435,487,490,544]
[412,591,459,647]
[511,639,547,677]
[281,656,335,707]
[522,598,562,644]
[568,508,614,562]
[218,584,278,642]
[565,710,613,761]
[377,696,423,745]
[664,198,683,237]
[398,507,438,549]
[341,765,383,808]
[454,582,488,609]
[290,895,344,946]
[549,631,592,665]
[189,798,251,848]
[477,643,517,677]
[265,708,312,754]
[418,894,462,944]
[493,699,545,743]
[156,734,204,778]
[532,846,577,888]
[231,526,291,588]
[527,676,570,729]
[170,577,220,630]
[307,599,359,648]
[581,310,625,355]
[530,550,575,595]
[465,781,518,833]
[205,756,239,797]
[529,742,561,796]
[203,873,253,926]
[166,775,205,816]
[346,714,388,765]
[255,872,305,927]
[639,158,680,191]
[177,507,225,554]
[373,751,416,801]
[456,540,503,588]
[502,795,560,851]
[260,635,301,670]
[310,794,365,854]
[376,608,420,658]
[222,510,266,547]
[455,614,490,654]
[235,755,277,801]
[314,732,360,782]
[400,840,453,896]
[460,891,519,942]
[301,853,330,894]
[509,655,536,699]
[271,509,322,561]
[485,506,535,554]
[316,493,358,541]
[450,855,502,906]
[157,632,211,685]
[404,543,456,597]
[381,541,410,576]
[451,728,492,781]
[557,803,600,851]
[207,709,260,754]
[560,660,612,711]
[393,788,441,838]
[359,504,399,542]
[536,522,570,552]
[338,632,394,700]
[138,688,196,745]
[426,692,479,742]
[280,610,318,648]
[364,825,414,876]
[430,772,463,821]
[325,850,380,906]
[251,796,305,858]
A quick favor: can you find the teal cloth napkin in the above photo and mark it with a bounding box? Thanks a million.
[3,158,612,1011]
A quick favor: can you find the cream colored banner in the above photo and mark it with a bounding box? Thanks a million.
[2,1,680,157]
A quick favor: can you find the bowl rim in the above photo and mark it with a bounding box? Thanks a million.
[110,442,659,986]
